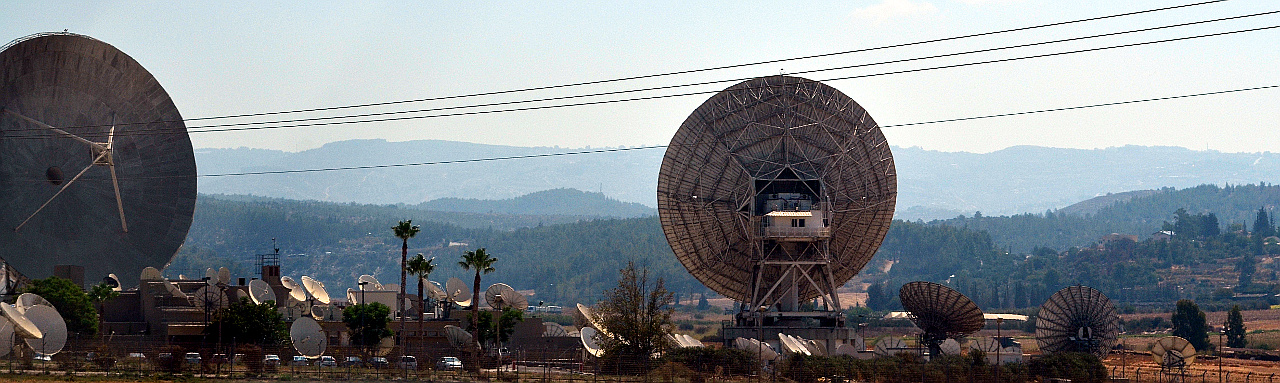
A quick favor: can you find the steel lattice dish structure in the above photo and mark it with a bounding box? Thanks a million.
[1035,285,1121,357]
[657,75,895,307]
[898,281,984,355]
[0,32,196,288]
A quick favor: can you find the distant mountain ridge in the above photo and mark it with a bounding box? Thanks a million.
[196,140,1280,220]
[415,188,654,218]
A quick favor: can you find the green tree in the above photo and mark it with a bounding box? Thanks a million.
[205,297,288,346]
[23,276,98,336]
[1254,207,1274,238]
[1171,299,1212,352]
[1237,256,1257,287]
[88,282,120,339]
[468,307,524,347]
[342,302,393,349]
[865,282,886,311]
[1225,305,1247,348]
[392,220,420,349]
[406,253,435,328]
[459,247,497,368]
[597,261,675,368]
[696,294,710,311]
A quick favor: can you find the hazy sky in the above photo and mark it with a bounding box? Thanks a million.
[4,1,1277,153]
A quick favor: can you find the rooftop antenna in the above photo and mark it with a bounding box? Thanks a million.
[1036,285,1120,357]
[301,276,331,305]
[899,281,984,357]
[280,276,307,302]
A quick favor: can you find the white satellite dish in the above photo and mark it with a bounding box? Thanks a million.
[446,277,472,307]
[248,279,275,305]
[581,327,604,357]
[358,275,383,291]
[217,267,231,285]
[139,266,162,281]
[16,293,52,311]
[543,322,568,337]
[290,316,328,358]
[778,333,809,356]
[23,305,67,356]
[875,337,907,356]
[104,273,122,292]
[680,334,704,348]
[301,276,331,305]
[0,319,13,358]
[235,288,250,303]
[444,324,476,350]
[194,285,230,311]
[665,333,682,348]
[486,283,529,311]
[1152,336,1197,368]
[803,338,827,356]
[0,303,40,339]
[163,279,187,299]
[427,281,447,300]
[736,337,778,361]
[575,303,608,335]
[280,276,307,302]
[346,288,358,305]
[939,338,962,356]
[204,268,218,283]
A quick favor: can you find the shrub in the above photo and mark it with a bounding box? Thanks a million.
[664,347,756,376]
[1027,352,1107,383]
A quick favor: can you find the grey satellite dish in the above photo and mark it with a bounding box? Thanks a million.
[939,338,962,356]
[301,276,331,305]
[194,285,229,311]
[162,279,187,299]
[23,305,67,356]
[358,275,383,291]
[581,327,604,357]
[543,322,568,337]
[972,337,1001,354]
[803,338,826,357]
[217,267,230,285]
[427,281,447,300]
[104,273,122,291]
[248,279,275,305]
[0,303,40,339]
[0,318,12,358]
[139,267,162,282]
[280,276,307,302]
[874,337,906,356]
[446,277,471,307]
[290,316,327,358]
[834,343,858,356]
[444,324,476,350]
[486,283,527,310]
[235,288,249,302]
[16,293,52,311]
[736,337,779,361]
[204,268,218,284]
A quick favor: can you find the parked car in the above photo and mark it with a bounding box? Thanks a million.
[342,356,363,367]
[369,356,389,368]
[292,355,309,366]
[398,355,417,370]
[436,356,463,371]
[34,354,52,361]
[185,352,202,364]
[126,352,146,360]
[319,355,337,367]
[263,354,280,366]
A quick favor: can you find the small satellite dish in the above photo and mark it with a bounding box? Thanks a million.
[248,279,275,305]
[1151,336,1196,369]
[16,293,53,311]
[104,273,122,291]
[217,267,231,285]
[235,288,250,302]
[939,339,962,356]
[665,333,682,348]
[444,324,476,350]
[163,279,187,299]
[301,276,331,304]
[543,322,568,337]
[0,319,13,358]
[0,303,41,339]
[682,334,704,348]
[204,268,218,283]
[899,281,984,357]
[427,281,447,300]
[177,274,186,280]
[485,283,528,311]
[23,305,67,356]
[194,285,230,310]
[778,333,809,356]
[280,276,307,302]
[290,316,328,358]
[358,275,383,291]
[874,337,906,356]
[735,337,779,361]
[139,267,162,281]
[803,338,827,356]
[446,277,472,306]
[834,343,858,356]
[346,288,358,305]
[581,327,604,357]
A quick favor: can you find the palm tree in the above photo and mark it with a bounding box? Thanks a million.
[392,220,420,352]
[459,248,497,368]
[406,253,435,339]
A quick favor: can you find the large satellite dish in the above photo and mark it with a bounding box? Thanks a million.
[0,33,197,288]
[301,276,330,305]
[248,279,275,305]
[899,281,984,356]
[446,277,472,307]
[657,75,895,309]
[194,285,230,311]
[874,337,906,356]
[485,283,528,311]
[0,303,40,339]
[290,316,328,358]
[0,318,13,358]
[426,280,447,300]
[23,304,67,356]
[1151,336,1196,371]
[280,276,307,302]
[580,327,604,357]
[358,275,383,291]
[444,324,476,350]
[1036,285,1120,357]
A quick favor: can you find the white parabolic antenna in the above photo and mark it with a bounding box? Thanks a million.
[105,273,122,291]
[217,267,231,285]
[778,333,809,356]
[301,276,331,304]
[281,276,307,302]
[543,322,568,337]
[204,268,218,283]
[736,337,779,361]
[17,293,52,311]
[23,305,67,356]
[163,279,187,299]
[875,337,906,356]
[581,327,604,357]
[0,303,40,339]
[248,279,275,305]
[444,324,476,350]
[359,275,383,291]
[1152,336,1196,367]
[681,334,704,348]
[0,318,13,358]
[446,277,472,306]
[575,303,608,334]
[290,316,328,358]
[486,283,528,310]
[940,338,962,355]
[346,288,358,305]
[139,267,162,281]
[427,281,447,300]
